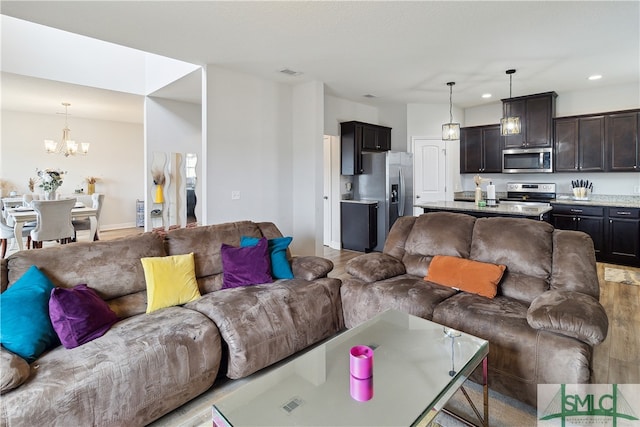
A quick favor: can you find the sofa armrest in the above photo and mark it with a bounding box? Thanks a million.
[527,290,608,345]
[291,256,334,280]
[346,253,406,282]
[1,347,30,394]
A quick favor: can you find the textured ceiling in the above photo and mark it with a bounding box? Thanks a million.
[1,1,639,122]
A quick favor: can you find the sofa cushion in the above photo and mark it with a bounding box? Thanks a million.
[0,307,221,426]
[6,233,166,303]
[425,255,506,299]
[527,290,608,345]
[186,278,343,379]
[346,253,406,282]
[49,284,119,349]
[165,221,262,281]
[141,253,202,313]
[470,218,553,303]
[0,347,30,394]
[0,265,58,362]
[340,274,458,328]
[433,292,542,383]
[241,235,294,279]
[402,213,476,277]
[221,238,272,289]
[551,229,600,299]
[291,256,334,281]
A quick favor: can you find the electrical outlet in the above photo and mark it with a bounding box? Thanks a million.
[231,191,240,200]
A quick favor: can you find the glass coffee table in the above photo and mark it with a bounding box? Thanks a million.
[212,309,489,427]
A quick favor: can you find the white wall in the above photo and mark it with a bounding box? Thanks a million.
[0,109,143,229]
[204,65,295,232]
[460,83,640,196]
[378,103,408,152]
[144,97,202,229]
[324,95,378,137]
[407,103,465,195]
[292,81,325,255]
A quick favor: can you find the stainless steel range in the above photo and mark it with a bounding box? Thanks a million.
[501,182,556,206]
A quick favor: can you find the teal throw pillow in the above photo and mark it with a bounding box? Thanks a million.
[0,265,59,362]
[241,236,294,279]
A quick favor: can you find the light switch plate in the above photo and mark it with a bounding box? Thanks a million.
[231,191,240,200]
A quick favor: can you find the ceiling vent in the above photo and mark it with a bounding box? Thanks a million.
[279,68,302,76]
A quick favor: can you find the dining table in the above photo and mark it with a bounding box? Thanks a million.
[5,204,98,251]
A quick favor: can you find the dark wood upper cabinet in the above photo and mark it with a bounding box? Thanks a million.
[554,115,605,172]
[460,124,502,173]
[606,111,639,171]
[503,92,557,148]
[341,121,391,175]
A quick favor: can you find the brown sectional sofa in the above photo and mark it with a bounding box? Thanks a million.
[340,212,609,407]
[0,221,343,426]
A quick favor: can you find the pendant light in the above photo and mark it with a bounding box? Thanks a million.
[442,82,460,141]
[500,69,521,136]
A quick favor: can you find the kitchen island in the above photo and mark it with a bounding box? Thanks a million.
[415,201,552,221]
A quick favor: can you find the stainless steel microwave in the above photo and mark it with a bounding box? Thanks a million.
[502,147,553,173]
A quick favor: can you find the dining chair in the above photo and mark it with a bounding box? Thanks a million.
[0,200,34,258]
[30,198,76,249]
[72,193,104,241]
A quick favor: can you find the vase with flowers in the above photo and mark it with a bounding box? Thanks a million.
[86,177,98,195]
[37,168,65,200]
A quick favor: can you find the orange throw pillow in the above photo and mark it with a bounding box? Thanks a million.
[425,255,506,299]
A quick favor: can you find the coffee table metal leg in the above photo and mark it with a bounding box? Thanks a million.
[441,356,488,427]
[482,357,488,427]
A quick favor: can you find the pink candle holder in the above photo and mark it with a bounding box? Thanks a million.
[350,375,374,401]
[350,345,373,379]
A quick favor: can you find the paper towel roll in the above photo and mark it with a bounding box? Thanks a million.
[487,183,496,201]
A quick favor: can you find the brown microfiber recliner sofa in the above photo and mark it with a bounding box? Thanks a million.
[340,212,608,407]
[0,220,343,426]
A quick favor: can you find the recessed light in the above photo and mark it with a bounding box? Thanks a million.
[588,75,602,81]
[363,94,377,98]
[482,93,492,99]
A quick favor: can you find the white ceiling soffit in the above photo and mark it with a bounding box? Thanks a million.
[1,1,639,108]
[0,15,200,97]
[1,72,144,123]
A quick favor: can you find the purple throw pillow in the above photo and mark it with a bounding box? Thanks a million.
[49,284,119,349]
[221,237,273,289]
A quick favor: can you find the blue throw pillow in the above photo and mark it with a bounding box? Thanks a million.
[241,236,294,279]
[0,265,59,362]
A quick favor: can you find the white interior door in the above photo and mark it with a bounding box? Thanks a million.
[323,136,332,246]
[413,138,447,214]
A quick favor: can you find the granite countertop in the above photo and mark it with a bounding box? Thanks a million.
[414,200,552,217]
[340,199,378,205]
[454,192,640,209]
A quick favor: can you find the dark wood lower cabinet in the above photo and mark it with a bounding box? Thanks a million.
[341,201,377,252]
[552,204,640,266]
[552,205,604,255]
[607,207,640,265]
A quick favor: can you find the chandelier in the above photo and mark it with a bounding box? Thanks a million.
[442,82,460,141]
[500,69,521,136]
[44,102,90,157]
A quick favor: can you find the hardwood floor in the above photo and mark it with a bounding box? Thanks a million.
[7,227,638,384]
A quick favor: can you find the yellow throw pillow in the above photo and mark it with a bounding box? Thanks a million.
[141,253,201,314]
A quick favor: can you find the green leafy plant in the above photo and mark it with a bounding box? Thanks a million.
[37,168,65,192]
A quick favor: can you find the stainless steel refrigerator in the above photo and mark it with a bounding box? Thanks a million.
[353,151,413,252]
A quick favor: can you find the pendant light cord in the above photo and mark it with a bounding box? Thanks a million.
[449,84,453,123]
